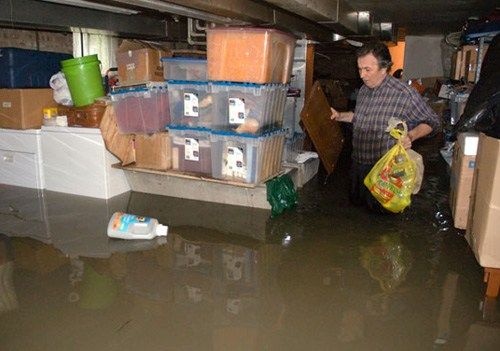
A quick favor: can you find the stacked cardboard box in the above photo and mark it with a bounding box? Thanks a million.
[451,44,489,82]
[466,133,500,269]
[449,132,478,229]
[109,40,173,171]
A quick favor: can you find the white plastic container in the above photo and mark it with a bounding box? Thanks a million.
[111,83,170,134]
[167,80,213,128]
[210,129,285,184]
[107,212,168,240]
[161,57,207,81]
[168,126,212,175]
[211,82,287,134]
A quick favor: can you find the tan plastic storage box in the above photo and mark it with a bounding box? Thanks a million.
[207,27,295,84]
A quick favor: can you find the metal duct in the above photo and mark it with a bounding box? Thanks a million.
[264,0,359,34]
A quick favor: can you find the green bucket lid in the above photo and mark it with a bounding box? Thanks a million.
[61,54,100,68]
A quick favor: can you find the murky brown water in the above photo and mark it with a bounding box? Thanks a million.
[0,138,499,351]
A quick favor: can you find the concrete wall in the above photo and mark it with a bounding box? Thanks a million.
[0,28,72,53]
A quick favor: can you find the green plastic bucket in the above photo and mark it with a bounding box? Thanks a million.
[61,54,105,107]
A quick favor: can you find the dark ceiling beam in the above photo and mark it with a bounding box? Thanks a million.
[128,0,335,41]
[0,0,171,39]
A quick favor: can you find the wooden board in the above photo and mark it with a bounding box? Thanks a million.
[113,163,284,189]
[300,81,344,176]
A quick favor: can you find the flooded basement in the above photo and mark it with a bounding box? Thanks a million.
[0,138,499,351]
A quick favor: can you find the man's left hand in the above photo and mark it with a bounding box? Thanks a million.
[401,135,412,149]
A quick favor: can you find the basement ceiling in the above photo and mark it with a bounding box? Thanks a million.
[347,0,498,35]
[3,0,499,41]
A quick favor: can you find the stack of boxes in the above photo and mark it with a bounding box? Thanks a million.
[164,27,296,184]
[111,41,172,171]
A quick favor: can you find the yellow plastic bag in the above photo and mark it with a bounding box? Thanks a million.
[363,121,417,213]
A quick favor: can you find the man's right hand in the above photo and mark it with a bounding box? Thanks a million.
[330,107,340,120]
[330,108,354,123]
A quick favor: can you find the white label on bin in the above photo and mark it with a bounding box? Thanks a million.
[228,98,246,124]
[126,63,135,71]
[184,93,199,117]
[2,101,12,108]
[225,146,246,178]
[184,138,200,161]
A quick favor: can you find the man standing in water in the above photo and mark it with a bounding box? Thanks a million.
[330,41,440,211]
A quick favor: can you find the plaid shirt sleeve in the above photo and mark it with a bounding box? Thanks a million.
[405,87,441,136]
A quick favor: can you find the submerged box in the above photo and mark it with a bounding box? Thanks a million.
[210,130,285,184]
[162,57,207,81]
[467,133,500,268]
[207,27,296,84]
[167,81,213,128]
[450,132,478,229]
[211,82,287,134]
[0,88,55,129]
[169,126,212,176]
[111,83,170,134]
[0,47,72,88]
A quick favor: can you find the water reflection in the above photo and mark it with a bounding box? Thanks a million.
[0,181,499,350]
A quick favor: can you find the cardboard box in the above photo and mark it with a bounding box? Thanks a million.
[99,105,135,166]
[116,40,170,86]
[453,44,490,82]
[466,133,500,268]
[450,50,463,80]
[0,89,54,129]
[450,133,478,229]
[134,132,172,171]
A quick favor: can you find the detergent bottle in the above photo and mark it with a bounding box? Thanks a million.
[107,212,168,240]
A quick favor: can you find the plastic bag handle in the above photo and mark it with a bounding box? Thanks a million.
[389,121,408,140]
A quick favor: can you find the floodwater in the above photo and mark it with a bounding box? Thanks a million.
[1,138,499,351]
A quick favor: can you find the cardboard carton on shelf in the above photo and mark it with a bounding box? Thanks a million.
[99,105,135,166]
[116,40,171,86]
[0,88,55,129]
[135,132,172,171]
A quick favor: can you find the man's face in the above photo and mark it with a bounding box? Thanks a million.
[357,53,388,89]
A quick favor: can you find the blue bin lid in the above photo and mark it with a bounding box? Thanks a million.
[166,80,209,85]
[161,57,207,63]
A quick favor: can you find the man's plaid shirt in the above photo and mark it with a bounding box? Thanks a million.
[352,75,441,165]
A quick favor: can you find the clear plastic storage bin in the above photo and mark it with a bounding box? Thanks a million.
[167,81,213,128]
[111,83,169,134]
[168,126,212,176]
[211,82,287,134]
[162,57,207,81]
[207,27,296,84]
[210,130,285,184]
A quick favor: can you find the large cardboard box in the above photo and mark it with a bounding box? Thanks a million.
[134,132,172,171]
[449,132,478,229]
[466,133,500,268]
[116,40,170,86]
[99,105,135,166]
[0,89,54,129]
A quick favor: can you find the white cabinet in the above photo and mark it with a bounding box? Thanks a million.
[41,126,130,199]
[0,128,44,189]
